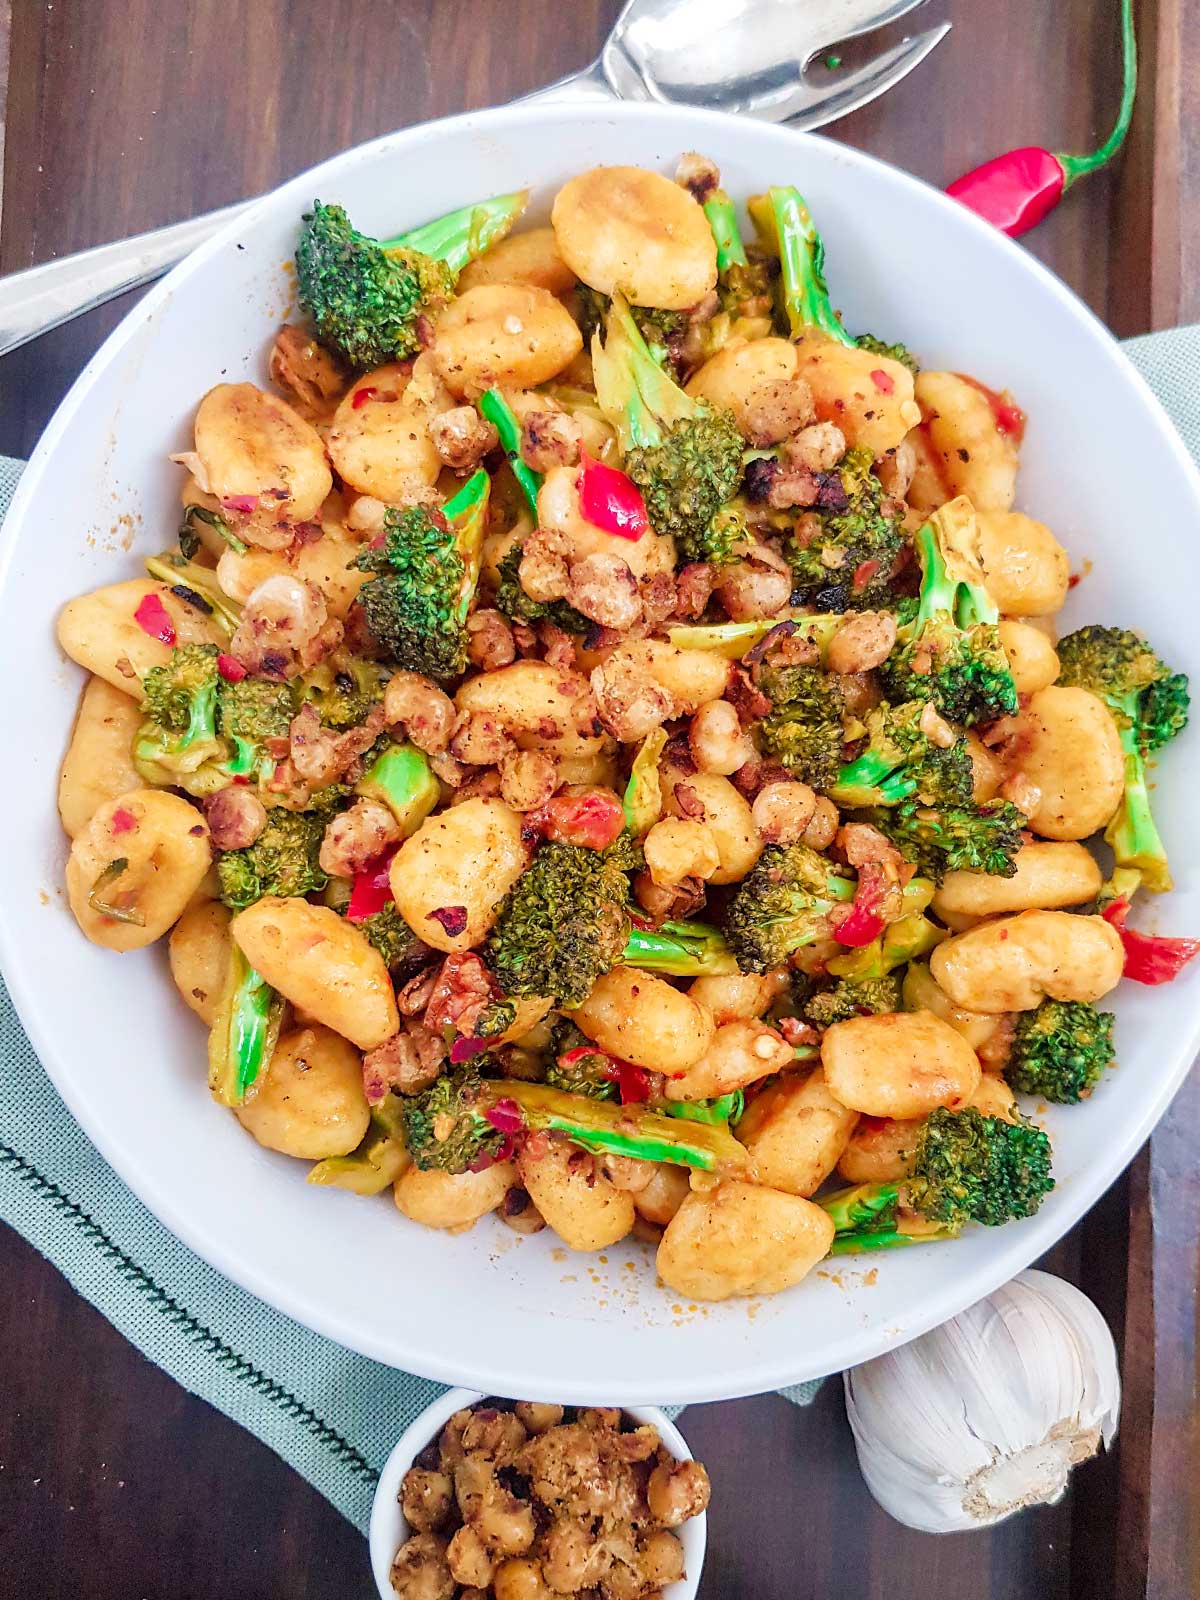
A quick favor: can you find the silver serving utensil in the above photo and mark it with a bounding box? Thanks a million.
[0,0,947,359]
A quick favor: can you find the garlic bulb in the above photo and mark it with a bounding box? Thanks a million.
[843,1269,1120,1532]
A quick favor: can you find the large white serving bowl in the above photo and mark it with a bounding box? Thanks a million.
[3,102,1199,1405]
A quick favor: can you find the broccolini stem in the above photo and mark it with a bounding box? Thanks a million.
[144,554,242,639]
[1105,729,1172,892]
[662,1090,744,1126]
[667,614,841,659]
[757,187,856,347]
[384,191,529,275]
[478,388,542,514]
[702,190,749,271]
[208,947,283,1106]
[819,1181,900,1234]
[622,920,740,976]
[912,521,960,628]
[442,466,491,624]
[828,1226,954,1255]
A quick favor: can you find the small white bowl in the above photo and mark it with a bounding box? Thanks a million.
[369,1387,707,1599]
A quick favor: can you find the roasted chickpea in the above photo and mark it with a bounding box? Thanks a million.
[646,1458,711,1527]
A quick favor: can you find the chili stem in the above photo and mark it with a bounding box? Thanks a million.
[1059,0,1136,185]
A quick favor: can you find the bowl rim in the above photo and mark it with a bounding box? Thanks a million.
[367,1388,706,1599]
[5,97,1200,1403]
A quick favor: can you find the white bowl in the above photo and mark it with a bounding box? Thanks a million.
[3,101,1200,1404]
[367,1390,706,1600]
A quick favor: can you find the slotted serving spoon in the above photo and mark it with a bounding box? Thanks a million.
[0,0,947,359]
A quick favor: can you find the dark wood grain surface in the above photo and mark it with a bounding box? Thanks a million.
[0,3,1195,1597]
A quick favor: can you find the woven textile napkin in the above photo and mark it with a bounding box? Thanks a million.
[2,322,1196,1533]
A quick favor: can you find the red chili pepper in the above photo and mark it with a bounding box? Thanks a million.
[851,558,880,594]
[947,0,1135,237]
[351,386,377,410]
[832,863,890,948]
[221,494,260,515]
[217,652,248,682]
[602,1058,652,1105]
[534,789,626,851]
[346,846,399,922]
[110,808,136,835]
[448,1034,493,1065]
[483,1098,526,1135]
[868,368,894,395]
[1102,898,1200,985]
[133,592,176,646]
[955,375,1027,445]
[577,452,649,541]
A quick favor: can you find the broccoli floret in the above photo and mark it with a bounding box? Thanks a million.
[217,807,329,908]
[296,193,526,369]
[870,797,1025,882]
[295,655,388,731]
[782,447,904,609]
[354,469,489,678]
[354,903,425,971]
[488,836,639,1008]
[622,920,739,977]
[856,334,919,375]
[831,700,975,809]
[141,643,221,754]
[545,1020,619,1101]
[1006,1000,1115,1104]
[591,294,743,563]
[218,676,294,783]
[403,1069,506,1174]
[575,283,689,371]
[881,510,1018,726]
[1057,624,1189,893]
[724,843,856,973]
[822,1106,1054,1251]
[804,974,901,1028]
[701,188,774,325]
[756,663,845,791]
[492,541,589,634]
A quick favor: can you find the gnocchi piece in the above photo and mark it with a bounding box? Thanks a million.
[836,1114,920,1185]
[792,335,919,458]
[656,1179,835,1301]
[970,1073,1018,1122]
[215,531,367,620]
[433,285,583,399]
[686,970,786,1024]
[633,1163,692,1227]
[455,660,594,744]
[193,382,331,520]
[168,899,232,1024]
[684,338,799,428]
[664,771,762,884]
[389,798,530,954]
[395,1162,517,1233]
[326,365,441,502]
[663,1018,792,1100]
[735,1068,859,1197]
[518,1140,635,1251]
[231,897,399,1048]
[932,841,1102,926]
[236,1025,369,1159]
[456,227,577,298]
[977,512,1071,617]
[821,1010,982,1119]
[57,578,224,694]
[998,619,1060,695]
[573,967,715,1075]
[643,817,720,887]
[930,910,1125,1013]
[57,676,144,837]
[1017,686,1125,840]
[551,166,717,310]
[908,370,1021,511]
[66,790,212,951]
[900,961,1006,1052]
[609,638,732,714]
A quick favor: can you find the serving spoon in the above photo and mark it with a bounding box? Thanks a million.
[0,0,947,359]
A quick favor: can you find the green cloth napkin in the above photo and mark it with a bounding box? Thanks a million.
[2,321,1197,1535]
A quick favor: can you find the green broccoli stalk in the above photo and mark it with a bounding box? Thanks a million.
[478,387,543,515]
[591,294,744,563]
[178,503,247,558]
[140,643,221,757]
[217,807,329,908]
[822,1106,1054,1253]
[295,655,389,730]
[831,701,976,809]
[296,192,527,369]
[775,447,904,610]
[308,1107,410,1195]
[622,920,739,977]
[354,741,441,836]
[748,186,855,346]
[825,878,945,980]
[662,1090,745,1126]
[881,507,1018,726]
[623,729,667,836]
[144,553,242,639]
[487,835,639,1008]
[208,945,284,1107]
[574,285,689,372]
[353,467,490,678]
[1005,999,1115,1104]
[869,796,1025,882]
[756,663,845,791]
[1056,624,1190,894]
[666,614,843,660]
[724,843,856,973]
[703,187,749,274]
[218,677,294,784]
[803,973,902,1028]
[492,540,589,635]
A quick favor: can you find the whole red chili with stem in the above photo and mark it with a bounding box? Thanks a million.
[947,0,1135,237]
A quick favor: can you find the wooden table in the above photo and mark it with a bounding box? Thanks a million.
[1,2,1196,1595]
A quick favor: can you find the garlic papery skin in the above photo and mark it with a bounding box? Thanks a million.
[843,1268,1120,1533]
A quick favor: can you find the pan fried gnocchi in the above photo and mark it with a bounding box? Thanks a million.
[56,156,1194,1304]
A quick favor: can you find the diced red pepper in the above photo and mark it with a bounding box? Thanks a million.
[1102,898,1200,985]
[351,386,378,410]
[133,593,176,646]
[954,374,1028,446]
[217,652,248,682]
[534,789,626,851]
[448,1034,492,1065]
[852,558,880,594]
[577,452,649,541]
[483,1098,526,1135]
[110,808,136,835]
[868,368,894,395]
[221,494,260,515]
[346,845,399,922]
[832,863,890,948]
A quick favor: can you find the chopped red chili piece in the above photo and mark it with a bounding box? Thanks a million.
[534,789,626,851]
[217,652,248,682]
[346,846,399,922]
[351,386,378,410]
[221,494,260,515]
[427,905,469,938]
[484,1098,526,1135]
[851,558,880,594]
[133,592,176,646]
[832,862,890,948]
[110,808,136,835]
[1102,898,1200,985]
[868,368,894,395]
[577,451,649,541]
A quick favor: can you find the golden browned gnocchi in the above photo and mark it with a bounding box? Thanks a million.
[58,676,145,837]
[998,619,1060,694]
[976,511,1070,616]
[1016,686,1126,840]
[455,226,576,298]
[574,968,715,1076]
[517,1141,635,1251]
[735,1068,859,1196]
[433,284,583,398]
[395,1162,517,1232]
[792,335,919,458]
[193,382,332,522]
[932,842,1102,927]
[656,1180,836,1301]
[908,370,1021,511]
[821,1011,982,1119]
[389,797,529,954]
[236,1025,370,1159]
[662,1018,791,1101]
[66,790,212,950]
[168,899,232,1024]
[57,578,225,693]
[931,911,1125,1012]
[326,367,443,503]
